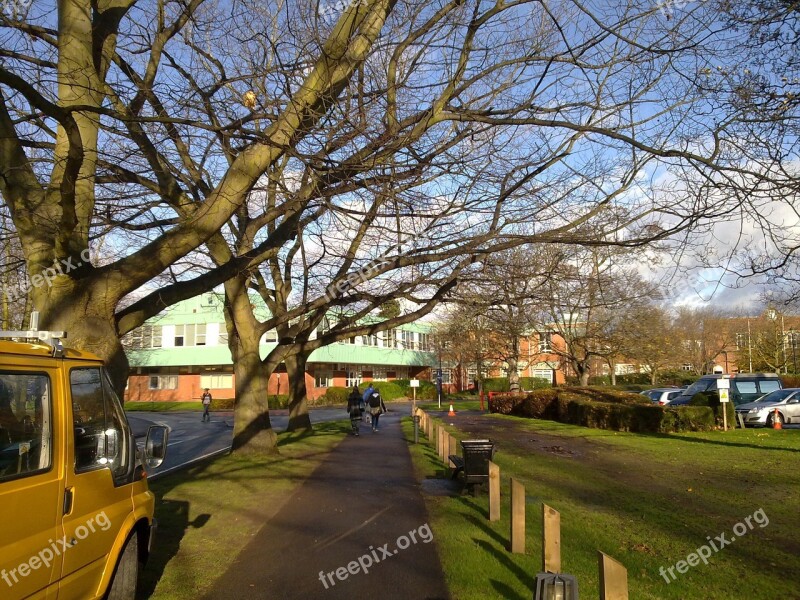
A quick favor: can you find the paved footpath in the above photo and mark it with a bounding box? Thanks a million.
[202,410,450,600]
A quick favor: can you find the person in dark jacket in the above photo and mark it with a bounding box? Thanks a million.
[347,386,363,436]
[367,388,387,432]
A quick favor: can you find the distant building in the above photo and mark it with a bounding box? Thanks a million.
[123,293,437,402]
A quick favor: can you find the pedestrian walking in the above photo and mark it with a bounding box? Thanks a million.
[347,386,362,436]
[362,382,375,426]
[201,388,212,422]
[367,387,387,432]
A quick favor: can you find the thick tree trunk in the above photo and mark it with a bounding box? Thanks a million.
[230,336,278,454]
[224,276,278,454]
[285,352,312,432]
[36,281,129,394]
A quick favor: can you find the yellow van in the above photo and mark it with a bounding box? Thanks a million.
[0,327,168,599]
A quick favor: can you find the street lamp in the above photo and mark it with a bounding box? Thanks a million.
[533,572,579,600]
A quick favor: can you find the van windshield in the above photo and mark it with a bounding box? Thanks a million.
[682,379,714,397]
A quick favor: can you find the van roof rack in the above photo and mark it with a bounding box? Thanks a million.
[0,312,66,357]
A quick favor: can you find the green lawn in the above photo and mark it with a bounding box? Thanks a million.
[137,421,349,599]
[404,414,799,600]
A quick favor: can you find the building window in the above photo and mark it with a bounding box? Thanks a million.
[315,371,332,388]
[316,317,331,339]
[419,333,431,352]
[149,374,178,390]
[735,333,748,350]
[681,363,693,372]
[174,324,206,347]
[262,330,278,343]
[218,325,229,345]
[125,325,162,349]
[362,334,378,346]
[440,369,452,384]
[385,329,397,349]
[402,330,415,350]
[372,366,387,381]
[345,369,361,388]
[200,373,233,389]
[537,332,552,353]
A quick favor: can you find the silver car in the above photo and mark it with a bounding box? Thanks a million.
[640,388,684,405]
[735,388,800,427]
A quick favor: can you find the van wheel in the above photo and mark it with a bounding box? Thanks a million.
[106,533,138,600]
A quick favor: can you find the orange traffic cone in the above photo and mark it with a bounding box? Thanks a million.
[448,403,456,417]
[772,408,782,430]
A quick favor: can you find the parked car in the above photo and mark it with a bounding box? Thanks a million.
[0,325,168,600]
[639,388,684,405]
[735,388,800,427]
[668,373,782,407]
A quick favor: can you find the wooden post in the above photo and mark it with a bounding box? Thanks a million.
[599,552,628,600]
[510,478,525,553]
[434,424,441,456]
[448,434,458,466]
[440,428,447,462]
[488,461,500,522]
[542,504,561,573]
[438,427,445,461]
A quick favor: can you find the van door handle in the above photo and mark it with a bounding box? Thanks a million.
[63,487,74,515]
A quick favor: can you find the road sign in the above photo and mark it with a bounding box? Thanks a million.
[717,377,730,390]
[410,379,420,388]
[719,389,730,403]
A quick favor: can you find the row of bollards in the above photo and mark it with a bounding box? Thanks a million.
[414,408,630,600]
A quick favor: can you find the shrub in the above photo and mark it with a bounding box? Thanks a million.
[688,391,735,427]
[483,378,511,392]
[488,387,716,432]
[319,387,350,405]
[211,397,236,410]
[266,394,290,409]
[394,379,438,400]
[519,377,552,390]
[372,381,405,401]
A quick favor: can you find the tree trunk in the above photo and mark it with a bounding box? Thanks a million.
[37,282,129,395]
[651,369,657,386]
[224,276,278,454]
[230,336,278,454]
[578,362,591,387]
[507,356,520,392]
[285,352,312,432]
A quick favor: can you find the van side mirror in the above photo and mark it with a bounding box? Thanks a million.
[144,425,169,469]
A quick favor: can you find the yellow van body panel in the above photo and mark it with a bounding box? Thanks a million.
[0,341,158,600]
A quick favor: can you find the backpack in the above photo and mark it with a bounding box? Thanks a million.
[368,392,381,408]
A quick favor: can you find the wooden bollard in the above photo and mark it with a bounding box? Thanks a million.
[599,552,628,600]
[542,504,561,573]
[488,461,500,522]
[434,424,440,456]
[510,478,525,553]
[448,434,458,466]
[439,427,447,462]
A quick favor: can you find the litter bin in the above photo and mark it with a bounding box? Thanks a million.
[459,439,495,493]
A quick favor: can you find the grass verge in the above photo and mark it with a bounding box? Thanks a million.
[404,414,799,599]
[137,420,349,599]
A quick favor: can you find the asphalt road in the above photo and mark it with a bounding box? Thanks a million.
[126,404,413,479]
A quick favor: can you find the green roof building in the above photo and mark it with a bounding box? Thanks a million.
[123,293,438,402]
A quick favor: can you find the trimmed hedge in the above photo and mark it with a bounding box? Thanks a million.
[394,379,438,400]
[267,394,290,409]
[482,377,552,392]
[489,387,716,433]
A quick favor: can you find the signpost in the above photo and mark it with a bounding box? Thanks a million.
[717,376,730,432]
[436,368,442,409]
[410,379,419,411]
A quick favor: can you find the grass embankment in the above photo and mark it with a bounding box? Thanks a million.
[403,414,799,600]
[137,421,349,600]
